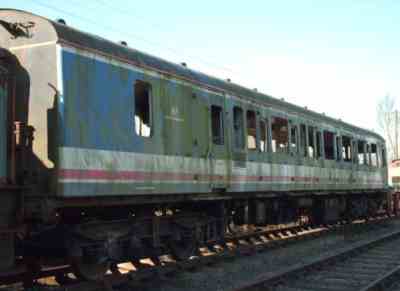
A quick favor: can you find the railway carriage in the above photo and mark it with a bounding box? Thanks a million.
[0,9,389,281]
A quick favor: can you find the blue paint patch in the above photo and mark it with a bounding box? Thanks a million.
[61,50,155,153]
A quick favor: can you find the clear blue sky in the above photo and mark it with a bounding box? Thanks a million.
[2,0,400,132]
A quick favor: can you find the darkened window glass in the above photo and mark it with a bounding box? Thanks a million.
[316,131,322,158]
[233,106,244,149]
[211,105,224,145]
[300,124,307,157]
[324,131,335,160]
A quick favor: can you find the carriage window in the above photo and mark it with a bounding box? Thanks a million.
[211,105,224,145]
[371,143,378,167]
[324,131,334,160]
[352,140,357,164]
[271,117,289,153]
[336,136,342,161]
[316,131,322,158]
[300,124,307,157]
[342,136,352,162]
[233,106,244,149]
[308,126,315,158]
[134,80,152,137]
[358,141,366,165]
[382,148,387,167]
[290,125,298,153]
[259,119,268,152]
[377,146,382,167]
[247,110,257,150]
[365,144,371,165]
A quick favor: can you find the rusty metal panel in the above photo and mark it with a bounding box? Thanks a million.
[0,64,7,184]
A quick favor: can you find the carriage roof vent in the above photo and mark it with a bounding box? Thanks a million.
[226,78,231,82]
[119,41,128,46]
[181,62,187,67]
[56,18,66,25]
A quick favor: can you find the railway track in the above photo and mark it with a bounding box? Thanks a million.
[11,215,395,291]
[234,220,400,291]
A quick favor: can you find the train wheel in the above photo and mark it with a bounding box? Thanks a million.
[169,236,198,261]
[70,257,109,281]
[110,262,121,274]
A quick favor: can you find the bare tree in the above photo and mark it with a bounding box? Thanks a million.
[377,94,396,161]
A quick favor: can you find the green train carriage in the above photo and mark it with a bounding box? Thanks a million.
[0,9,389,281]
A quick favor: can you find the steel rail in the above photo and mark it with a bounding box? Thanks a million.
[0,214,396,290]
[54,215,397,291]
[233,223,400,291]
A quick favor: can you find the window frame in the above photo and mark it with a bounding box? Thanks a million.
[210,105,225,145]
[246,110,257,150]
[290,122,299,155]
[233,106,245,150]
[308,126,316,159]
[370,143,378,167]
[357,140,367,166]
[300,124,307,157]
[341,135,352,163]
[134,80,153,138]
[271,116,289,154]
[323,130,335,160]
[259,118,269,153]
[316,131,323,159]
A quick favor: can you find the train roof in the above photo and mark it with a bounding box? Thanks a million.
[0,9,385,142]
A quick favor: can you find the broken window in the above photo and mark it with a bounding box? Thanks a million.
[371,143,378,167]
[308,126,315,158]
[211,105,224,145]
[290,124,298,153]
[342,136,352,162]
[271,117,289,153]
[259,119,268,152]
[357,141,366,165]
[316,131,322,158]
[324,131,335,160]
[233,106,244,149]
[134,80,152,137]
[300,124,307,157]
[247,110,257,150]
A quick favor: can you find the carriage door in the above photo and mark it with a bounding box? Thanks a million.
[0,64,7,184]
[209,92,230,190]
